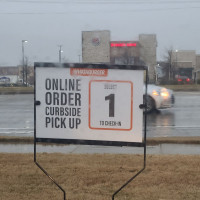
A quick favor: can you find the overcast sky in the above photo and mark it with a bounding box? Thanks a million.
[0,0,200,66]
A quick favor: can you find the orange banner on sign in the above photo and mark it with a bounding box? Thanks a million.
[70,68,108,77]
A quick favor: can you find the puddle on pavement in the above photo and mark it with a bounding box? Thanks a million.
[0,143,200,155]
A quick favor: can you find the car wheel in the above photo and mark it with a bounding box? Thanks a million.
[144,95,155,113]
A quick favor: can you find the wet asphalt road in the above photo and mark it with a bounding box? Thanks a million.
[0,92,200,138]
[147,91,200,138]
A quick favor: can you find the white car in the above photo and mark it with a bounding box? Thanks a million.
[144,84,175,113]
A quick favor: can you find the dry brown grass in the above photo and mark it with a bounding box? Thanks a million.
[0,153,200,200]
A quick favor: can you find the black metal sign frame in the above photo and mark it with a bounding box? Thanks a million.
[34,62,148,200]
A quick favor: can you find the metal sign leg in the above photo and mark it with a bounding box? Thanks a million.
[112,69,148,200]
[111,147,146,200]
[34,138,66,199]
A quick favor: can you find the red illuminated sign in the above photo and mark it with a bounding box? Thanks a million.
[111,43,137,47]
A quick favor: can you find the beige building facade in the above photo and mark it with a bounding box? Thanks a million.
[196,55,200,70]
[82,30,110,63]
[196,55,200,81]
[171,50,197,80]
[139,34,157,81]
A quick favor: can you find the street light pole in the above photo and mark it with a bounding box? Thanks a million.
[22,40,28,86]
[25,57,28,87]
[175,50,178,80]
[169,51,172,82]
[58,45,63,63]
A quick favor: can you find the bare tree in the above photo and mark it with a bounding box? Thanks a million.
[162,46,175,81]
[62,56,69,63]
[25,56,30,86]
[19,56,31,86]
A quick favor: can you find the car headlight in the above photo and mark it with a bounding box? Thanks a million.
[160,88,169,97]
[152,88,169,97]
[152,90,160,96]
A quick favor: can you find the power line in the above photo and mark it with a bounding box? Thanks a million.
[1,0,200,4]
[0,6,200,15]
[1,0,200,15]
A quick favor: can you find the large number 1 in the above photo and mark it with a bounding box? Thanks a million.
[105,94,115,117]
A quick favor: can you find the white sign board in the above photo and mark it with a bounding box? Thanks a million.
[35,64,144,145]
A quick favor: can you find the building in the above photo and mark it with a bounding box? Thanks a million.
[196,55,200,82]
[158,50,200,83]
[82,30,157,82]
[0,67,20,85]
[171,50,196,80]
[110,41,142,65]
[0,66,34,85]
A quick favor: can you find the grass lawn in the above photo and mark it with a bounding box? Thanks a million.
[0,86,33,94]
[160,84,200,91]
[0,153,199,200]
[0,84,200,94]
